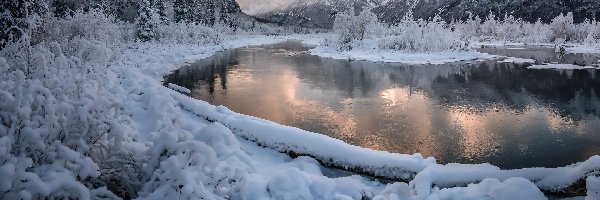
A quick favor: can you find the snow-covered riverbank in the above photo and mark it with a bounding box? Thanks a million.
[117,34,600,199]
[309,44,495,64]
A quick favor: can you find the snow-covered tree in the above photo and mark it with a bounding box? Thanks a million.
[154,0,171,23]
[0,0,48,50]
[136,0,158,41]
[550,12,575,42]
[331,8,383,50]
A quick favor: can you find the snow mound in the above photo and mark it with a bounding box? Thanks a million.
[566,45,600,54]
[587,176,600,200]
[172,91,436,180]
[410,157,600,199]
[310,45,493,64]
[428,177,546,200]
[498,57,536,64]
[167,83,191,93]
[528,64,598,70]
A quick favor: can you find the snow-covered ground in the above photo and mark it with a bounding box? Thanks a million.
[113,34,600,199]
[474,42,600,54]
[309,45,495,65]
[565,44,600,54]
[498,57,536,64]
[529,64,600,70]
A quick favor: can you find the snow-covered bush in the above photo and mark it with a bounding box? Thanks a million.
[380,14,467,52]
[329,10,465,52]
[550,12,576,42]
[33,9,132,51]
[455,13,482,41]
[330,9,385,51]
[1,5,141,199]
[454,12,600,44]
[520,19,552,44]
[0,30,137,198]
[155,22,222,45]
[546,12,595,43]
[496,15,524,42]
[582,20,600,44]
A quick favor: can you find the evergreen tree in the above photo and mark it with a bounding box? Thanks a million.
[0,0,48,50]
[155,0,170,23]
[136,0,157,41]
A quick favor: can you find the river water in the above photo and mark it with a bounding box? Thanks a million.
[164,41,600,169]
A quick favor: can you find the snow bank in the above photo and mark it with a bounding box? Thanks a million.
[172,92,436,180]
[428,177,546,200]
[528,64,599,70]
[167,83,191,93]
[410,157,600,199]
[498,57,536,64]
[587,176,600,200]
[310,45,494,65]
[565,45,600,54]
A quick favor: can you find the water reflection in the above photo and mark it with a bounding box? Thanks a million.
[164,41,600,169]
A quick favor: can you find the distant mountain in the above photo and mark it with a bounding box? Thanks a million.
[257,0,600,28]
[256,0,381,29]
[374,0,600,25]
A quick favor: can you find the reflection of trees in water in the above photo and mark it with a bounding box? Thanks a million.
[162,42,600,168]
[163,50,239,95]
[289,56,600,120]
[165,42,600,121]
[433,61,600,119]
[290,57,379,98]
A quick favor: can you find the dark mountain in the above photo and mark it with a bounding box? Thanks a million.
[257,0,600,28]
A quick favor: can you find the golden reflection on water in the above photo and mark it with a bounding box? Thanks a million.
[221,61,598,164]
[448,107,501,162]
[378,87,439,157]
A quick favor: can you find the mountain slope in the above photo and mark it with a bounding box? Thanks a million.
[256,0,380,28]
[373,0,600,24]
[257,0,600,28]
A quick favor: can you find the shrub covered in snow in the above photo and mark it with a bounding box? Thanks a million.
[550,12,578,42]
[328,10,466,53]
[0,29,130,199]
[330,9,385,51]
[582,19,600,45]
[155,22,222,45]
[455,12,600,44]
[33,9,133,51]
[380,14,467,52]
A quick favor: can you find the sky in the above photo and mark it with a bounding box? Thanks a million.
[235,0,292,15]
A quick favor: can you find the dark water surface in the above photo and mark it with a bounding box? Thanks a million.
[164,41,600,169]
